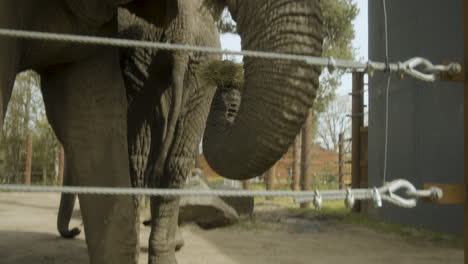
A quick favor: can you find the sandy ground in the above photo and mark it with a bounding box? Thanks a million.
[0,193,463,264]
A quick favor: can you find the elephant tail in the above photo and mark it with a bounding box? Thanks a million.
[57,193,81,239]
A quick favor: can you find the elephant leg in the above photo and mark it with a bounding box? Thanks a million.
[148,195,180,264]
[57,161,82,239]
[39,48,139,264]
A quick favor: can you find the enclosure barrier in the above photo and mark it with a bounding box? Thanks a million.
[0,28,461,82]
[0,179,443,210]
[0,15,460,212]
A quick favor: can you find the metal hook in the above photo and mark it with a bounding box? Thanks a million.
[399,57,436,82]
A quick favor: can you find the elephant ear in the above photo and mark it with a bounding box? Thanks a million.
[123,0,178,27]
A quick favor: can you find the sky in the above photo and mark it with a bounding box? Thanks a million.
[220,0,369,97]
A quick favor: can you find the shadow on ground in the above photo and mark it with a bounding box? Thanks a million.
[0,231,88,264]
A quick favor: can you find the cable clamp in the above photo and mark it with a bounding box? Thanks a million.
[313,189,322,210]
[372,187,382,208]
[327,57,337,74]
[344,188,355,208]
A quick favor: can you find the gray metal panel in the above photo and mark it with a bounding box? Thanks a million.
[368,0,464,235]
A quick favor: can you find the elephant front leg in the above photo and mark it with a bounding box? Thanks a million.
[148,196,180,264]
[40,48,139,264]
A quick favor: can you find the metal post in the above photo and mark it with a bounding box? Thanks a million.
[300,109,313,208]
[338,133,344,189]
[24,133,32,185]
[463,1,467,262]
[351,72,364,212]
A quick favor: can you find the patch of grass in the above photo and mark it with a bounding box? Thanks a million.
[253,198,463,248]
[206,177,224,184]
[340,213,464,248]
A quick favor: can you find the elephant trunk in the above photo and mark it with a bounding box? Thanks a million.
[203,0,323,180]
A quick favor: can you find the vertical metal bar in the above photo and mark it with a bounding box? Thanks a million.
[338,133,344,189]
[24,133,32,186]
[463,1,467,262]
[351,72,364,212]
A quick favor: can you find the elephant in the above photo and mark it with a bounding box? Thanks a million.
[1,0,323,263]
[56,5,223,254]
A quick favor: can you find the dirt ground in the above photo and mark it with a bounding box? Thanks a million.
[0,193,463,264]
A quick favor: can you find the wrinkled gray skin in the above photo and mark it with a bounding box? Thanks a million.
[58,4,218,258]
[1,0,322,263]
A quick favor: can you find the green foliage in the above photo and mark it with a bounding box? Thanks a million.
[0,71,60,184]
[314,0,359,115]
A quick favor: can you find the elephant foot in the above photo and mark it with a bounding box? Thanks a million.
[144,221,184,251]
[175,227,184,251]
[59,226,81,239]
[149,253,177,264]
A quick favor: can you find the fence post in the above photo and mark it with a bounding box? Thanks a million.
[351,72,364,212]
[42,166,47,185]
[24,133,32,185]
[360,127,369,213]
[266,164,276,200]
[57,145,64,186]
[300,109,313,208]
[242,180,250,190]
[292,133,301,191]
[338,133,344,189]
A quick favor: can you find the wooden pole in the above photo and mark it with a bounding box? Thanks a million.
[360,127,369,214]
[57,145,64,186]
[463,1,467,262]
[266,164,276,200]
[351,72,364,212]
[42,166,47,185]
[292,133,301,191]
[24,133,32,185]
[338,133,344,189]
[242,180,250,190]
[300,109,313,208]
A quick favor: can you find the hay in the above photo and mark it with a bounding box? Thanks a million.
[200,60,244,90]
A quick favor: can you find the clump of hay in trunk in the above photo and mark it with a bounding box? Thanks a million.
[200,60,244,90]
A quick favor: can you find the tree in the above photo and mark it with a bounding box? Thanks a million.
[316,95,352,153]
[0,71,60,184]
[1,71,40,183]
[314,0,359,116]
[297,0,359,195]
